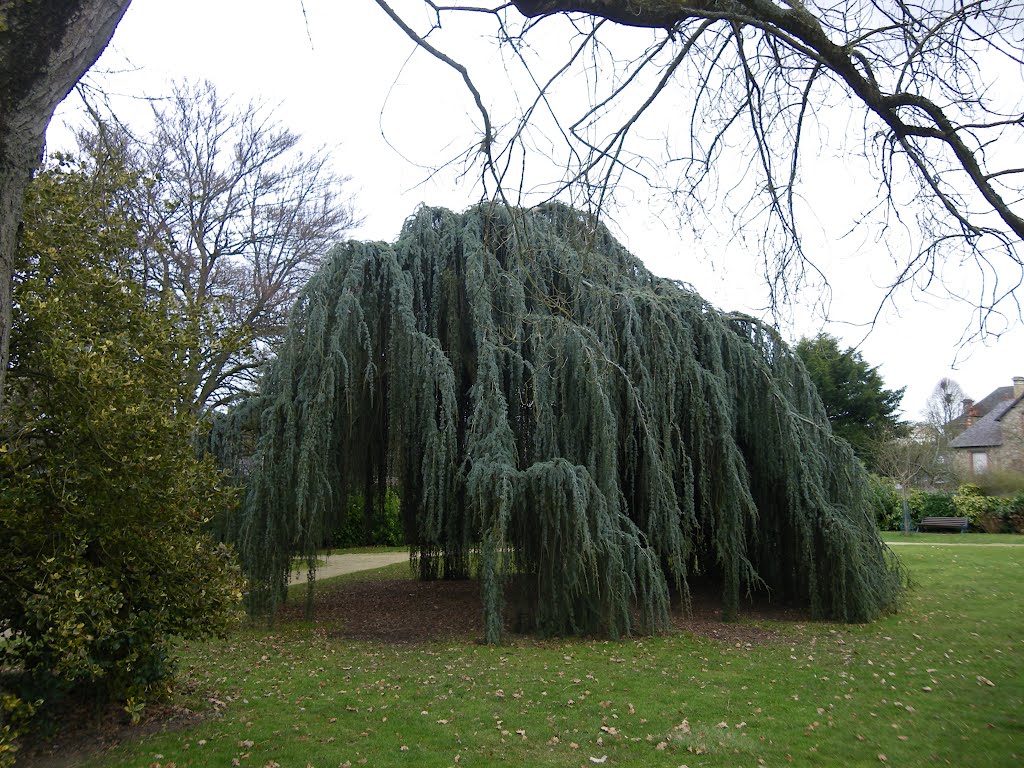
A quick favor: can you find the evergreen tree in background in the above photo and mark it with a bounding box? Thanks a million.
[795,334,907,470]
[223,203,904,643]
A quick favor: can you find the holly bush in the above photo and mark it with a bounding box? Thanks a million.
[0,155,243,737]
[952,483,995,526]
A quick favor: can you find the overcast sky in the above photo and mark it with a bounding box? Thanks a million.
[48,0,1023,419]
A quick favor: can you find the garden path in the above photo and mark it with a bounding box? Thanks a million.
[289,551,409,583]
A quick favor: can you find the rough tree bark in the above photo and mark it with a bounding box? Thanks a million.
[0,0,131,414]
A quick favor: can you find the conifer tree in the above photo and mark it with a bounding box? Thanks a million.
[229,202,903,642]
[795,333,906,470]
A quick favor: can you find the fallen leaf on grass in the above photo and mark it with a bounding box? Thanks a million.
[976,676,995,687]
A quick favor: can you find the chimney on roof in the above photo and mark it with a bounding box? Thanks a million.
[1014,376,1024,399]
[966,405,980,428]
[961,397,974,416]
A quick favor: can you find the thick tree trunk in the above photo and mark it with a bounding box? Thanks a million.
[0,0,131,414]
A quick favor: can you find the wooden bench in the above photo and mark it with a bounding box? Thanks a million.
[917,516,969,533]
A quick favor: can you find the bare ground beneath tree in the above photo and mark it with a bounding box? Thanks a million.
[279,572,802,647]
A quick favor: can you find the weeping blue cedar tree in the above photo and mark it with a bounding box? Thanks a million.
[227,202,904,642]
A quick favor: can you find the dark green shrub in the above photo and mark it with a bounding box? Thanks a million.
[953,483,995,526]
[1005,492,1024,534]
[0,156,244,743]
[868,475,902,531]
[908,488,956,523]
[327,488,403,548]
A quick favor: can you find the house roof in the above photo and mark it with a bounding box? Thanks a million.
[945,385,1013,434]
[950,394,1024,449]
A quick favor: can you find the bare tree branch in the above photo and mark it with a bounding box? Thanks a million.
[81,79,361,412]
[375,0,1023,336]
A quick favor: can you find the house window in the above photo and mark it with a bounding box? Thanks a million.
[971,451,989,474]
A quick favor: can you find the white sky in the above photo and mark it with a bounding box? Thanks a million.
[48,0,1023,420]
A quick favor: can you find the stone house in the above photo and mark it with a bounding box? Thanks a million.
[950,376,1024,477]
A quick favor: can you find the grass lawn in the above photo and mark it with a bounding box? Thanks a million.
[80,541,1023,767]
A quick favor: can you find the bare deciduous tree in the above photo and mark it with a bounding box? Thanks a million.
[923,376,968,437]
[917,376,968,477]
[873,427,954,490]
[83,79,361,412]
[924,376,967,427]
[373,0,1023,331]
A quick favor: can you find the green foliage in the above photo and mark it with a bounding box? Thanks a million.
[868,474,902,531]
[1008,493,1024,534]
[906,488,956,523]
[794,333,906,468]
[952,483,994,526]
[326,489,403,548]
[901,484,1024,534]
[972,491,1024,534]
[226,203,904,642]
[0,695,38,768]
[0,155,243,728]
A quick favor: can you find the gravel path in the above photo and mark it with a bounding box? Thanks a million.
[289,551,409,584]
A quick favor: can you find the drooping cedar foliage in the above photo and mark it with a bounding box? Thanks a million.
[229,202,903,642]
